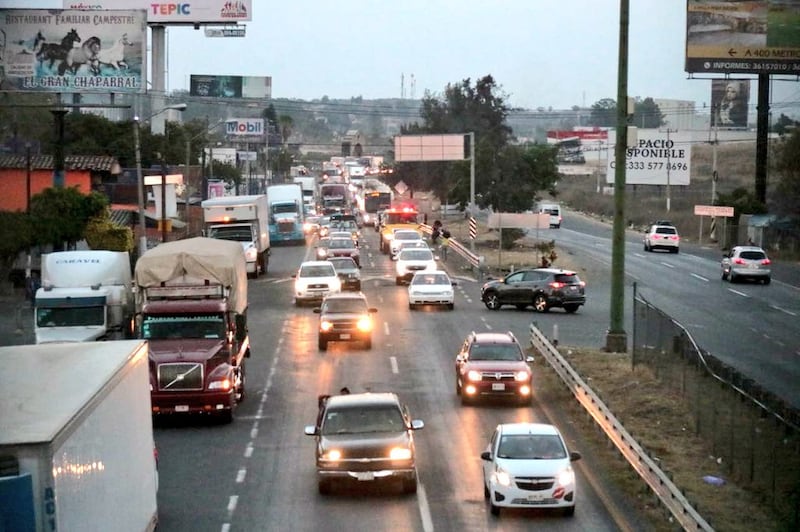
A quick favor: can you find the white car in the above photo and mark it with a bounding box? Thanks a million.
[408,271,456,310]
[294,261,341,306]
[392,239,429,260]
[643,224,680,253]
[395,248,437,285]
[390,229,424,257]
[482,423,581,517]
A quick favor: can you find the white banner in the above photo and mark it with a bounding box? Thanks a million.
[606,130,691,186]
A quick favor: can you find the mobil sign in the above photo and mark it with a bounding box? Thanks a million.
[226,118,264,137]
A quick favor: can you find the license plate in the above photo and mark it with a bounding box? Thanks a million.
[526,493,544,502]
[492,383,506,391]
[340,333,351,339]
[175,405,189,412]
[355,472,374,481]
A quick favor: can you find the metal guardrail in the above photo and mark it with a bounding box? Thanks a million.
[529,323,714,531]
[418,223,483,269]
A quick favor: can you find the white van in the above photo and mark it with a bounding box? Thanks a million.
[537,202,562,228]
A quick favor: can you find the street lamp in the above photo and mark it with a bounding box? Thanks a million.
[134,103,187,254]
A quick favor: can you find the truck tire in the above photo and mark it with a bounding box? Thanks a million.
[235,364,246,403]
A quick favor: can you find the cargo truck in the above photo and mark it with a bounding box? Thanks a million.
[266,183,305,244]
[292,175,317,211]
[134,237,250,423]
[202,194,270,277]
[0,340,158,532]
[34,250,134,344]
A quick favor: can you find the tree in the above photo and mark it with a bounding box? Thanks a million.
[633,98,665,129]
[29,187,108,250]
[769,128,800,219]
[0,211,34,293]
[278,115,294,147]
[84,209,134,252]
[589,98,617,127]
[772,113,799,136]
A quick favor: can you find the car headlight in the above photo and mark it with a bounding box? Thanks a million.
[245,246,258,261]
[316,248,328,258]
[389,447,412,460]
[557,467,575,486]
[330,278,341,292]
[295,280,306,292]
[514,370,531,382]
[467,370,482,382]
[322,449,342,461]
[208,378,232,391]
[385,233,394,241]
[492,467,512,487]
[320,320,333,332]
[356,316,372,332]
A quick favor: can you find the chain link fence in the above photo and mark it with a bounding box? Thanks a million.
[632,285,800,529]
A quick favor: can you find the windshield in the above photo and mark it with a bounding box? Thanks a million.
[207,225,254,242]
[273,203,298,214]
[400,249,433,261]
[497,434,566,460]
[411,273,449,286]
[321,406,405,435]
[36,306,105,327]
[469,344,523,361]
[142,314,226,340]
[300,265,336,277]
[329,239,355,249]
[384,212,418,224]
[322,299,368,313]
[395,231,420,241]
[329,258,357,271]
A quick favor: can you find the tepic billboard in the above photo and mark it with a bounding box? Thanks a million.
[0,9,147,93]
[685,0,800,74]
[190,75,271,99]
[63,1,252,24]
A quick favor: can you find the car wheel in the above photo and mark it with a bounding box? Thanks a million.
[764,277,771,285]
[563,504,576,517]
[673,247,679,254]
[235,363,246,403]
[363,337,372,350]
[402,474,418,495]
[447,303,454,310]
[490,501,501,516]
[721,269,728,281]
[460,393,471,406]
[643,242,649,251]
[533,294,549,313]
[563,304,579,314]
[484,482,490,499]
[318,338,328,351]
[484,293,501,310]
[409,303,416,310]
[729,272,737,283]
[318,479,332,495]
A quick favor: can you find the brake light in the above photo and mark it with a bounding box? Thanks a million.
[550,281,565,289]
[762,258,771,265]
[733,258,746,264]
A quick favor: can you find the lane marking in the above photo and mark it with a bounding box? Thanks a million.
[417,482,434,532]
[728,289,750,297]
[659,262,675,269]
[690,273,709,282]
[244,443,254,458]
[384,322,390,336]
[226,495,238,513]
[770,305,797,316]
[236,468,246,483]
[390,356,399,374]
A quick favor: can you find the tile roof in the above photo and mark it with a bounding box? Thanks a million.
[0,155,120,172]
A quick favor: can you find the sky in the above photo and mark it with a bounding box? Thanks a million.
[4,0,800,113]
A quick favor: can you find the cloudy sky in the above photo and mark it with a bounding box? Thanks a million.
[5,0,799,113]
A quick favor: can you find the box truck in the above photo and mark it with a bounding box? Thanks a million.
[134,237,250,423]
[0,340,158,532]
[202,194,270,277]
[266,183,305,244]
[34,250,134,344]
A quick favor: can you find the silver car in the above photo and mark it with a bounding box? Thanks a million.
[721,245,771,284]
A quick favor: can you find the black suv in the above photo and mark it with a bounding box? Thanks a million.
[480,268,586,313]
[304,391,424,495]
[314,292,377,350]
[327,257,362,291]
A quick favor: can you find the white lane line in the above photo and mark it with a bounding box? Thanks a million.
[390,356,399,374]
[384,322,390,336]
[481,317,492,330]
[250,426,258,439]
[659,262,675,269]
[221,524,231,532]
[728,288,750,297]
[244,443,254,458]
[236,468,246,483]
[226,495,238,513]
[690,273,709,282]
[770,305,798,316]
[417,482,434,532]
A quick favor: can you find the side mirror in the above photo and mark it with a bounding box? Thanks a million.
[480,451,491,461]
[410,419,424,430]
[368,307,378,314]
[313,308,321,314]
[570,451,582,462]
[304,425,318,436]
[451,281,458,286]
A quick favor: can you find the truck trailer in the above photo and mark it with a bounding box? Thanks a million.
[0,340,158,532]
[134,237,250,423]
[266,183,305,244]
[34,250,134,344]
[202,194,270,277]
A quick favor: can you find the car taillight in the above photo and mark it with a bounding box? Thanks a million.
[670,235,680,241]
[733,258,746,264]
[762,258,771,265]
[550,282,565,289]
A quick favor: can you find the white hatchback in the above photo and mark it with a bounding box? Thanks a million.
[408,271,456,310]
[294,261,341,306]
[482,422,581,517]
[395,248,437,285]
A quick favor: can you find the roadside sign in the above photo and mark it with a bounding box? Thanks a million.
[205,26,246,38]
[394,180,408,195]
[469,217,477,240]
[694,205,734,217]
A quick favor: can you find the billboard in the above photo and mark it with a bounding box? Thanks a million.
[0,9,147,93]
[225,118,264,137]
[190,75,271,99]
[62,1,252,24]
[685,0,800,74]
[394,134,466,162]
[606,130,692,186]
[710,79,750,128]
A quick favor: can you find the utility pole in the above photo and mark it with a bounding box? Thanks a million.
[606,0,629,353]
